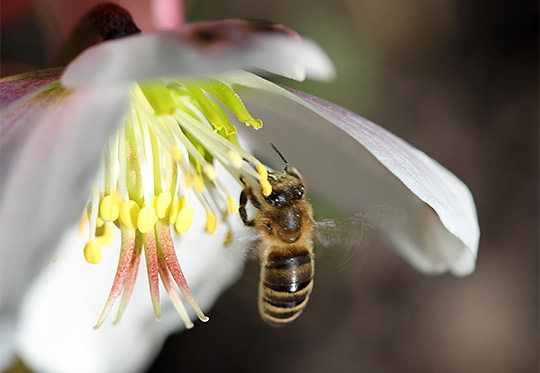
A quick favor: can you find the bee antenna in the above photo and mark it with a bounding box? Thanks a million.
[270,143,289,165]
[270,143,289,176]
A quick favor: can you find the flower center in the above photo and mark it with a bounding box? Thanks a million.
[82,77,272,329]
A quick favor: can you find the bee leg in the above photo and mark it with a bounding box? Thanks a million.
[239,175,248,186]
[249,193,263,211]
[239,189,255,227]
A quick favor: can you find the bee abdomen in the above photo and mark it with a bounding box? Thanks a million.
[259,246,314,326]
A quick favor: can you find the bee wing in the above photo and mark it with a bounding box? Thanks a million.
[313,206,405,281]
[231,229,262,261]
[313,213,367,273]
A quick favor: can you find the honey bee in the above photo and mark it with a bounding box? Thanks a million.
[239,145,315,326]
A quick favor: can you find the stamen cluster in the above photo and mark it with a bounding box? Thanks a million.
[81,78,271,329]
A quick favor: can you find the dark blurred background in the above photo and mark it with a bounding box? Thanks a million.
[2,0,538,372]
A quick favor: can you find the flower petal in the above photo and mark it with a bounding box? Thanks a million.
[62,19,335,88]
[0,68,64,109]
[225,72,479,276]
[0,82,129,365]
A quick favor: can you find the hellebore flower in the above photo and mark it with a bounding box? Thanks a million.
[0,3,479,372]
[0,8,335,371]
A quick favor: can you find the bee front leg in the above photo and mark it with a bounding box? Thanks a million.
[239,189,255,227]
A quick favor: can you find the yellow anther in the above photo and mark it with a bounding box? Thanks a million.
[95,223,114,246]
[51,249,58,263]
[156,191,172,219]
[100,195,120,222]
[178,195,187,209]
[260,178,272,197]
[175,207,193,234]
[203,164,216,181]
[168,194,180,225]
[119,200,140,230]
[192,174,204,193]
[205,211,217,234]
[256,163,268,179]
[227,196,238,214]
[84,241,102,264]
[172,145,183,162]
[137,206,158,233]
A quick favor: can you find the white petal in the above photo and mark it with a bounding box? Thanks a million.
[0,84,129,367]
[16,201,246,373]
[62,20,335,88]
[224,72,479,276]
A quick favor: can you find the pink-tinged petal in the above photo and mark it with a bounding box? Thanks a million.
[114,232,143,324]
[1,69,63,182]
[226,72,479,276]
[0,83,129,352]
[142,231,161,320]
[62,19,335,88]
[0,68,63,109]
[93,226,135,330]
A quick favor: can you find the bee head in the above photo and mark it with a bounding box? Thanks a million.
[264,144,305,206]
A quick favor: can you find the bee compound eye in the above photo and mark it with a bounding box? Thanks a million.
[265,191,285,206]
[290,186,304,200]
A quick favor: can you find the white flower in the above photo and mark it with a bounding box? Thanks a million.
[0,4,478,373]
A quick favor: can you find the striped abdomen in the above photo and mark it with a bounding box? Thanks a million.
[259,245,314,326]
